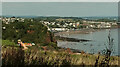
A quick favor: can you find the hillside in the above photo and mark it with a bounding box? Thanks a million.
[2,19,56,46]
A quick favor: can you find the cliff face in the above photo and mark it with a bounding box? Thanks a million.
[45,32,57,44]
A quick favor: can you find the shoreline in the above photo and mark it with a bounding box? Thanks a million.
[54,29,96,36]
[54,28,118,36]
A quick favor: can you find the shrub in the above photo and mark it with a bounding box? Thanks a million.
[2,40,16,46]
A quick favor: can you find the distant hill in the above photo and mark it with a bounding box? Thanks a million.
[2,15,118,21]
[81,16,118,20]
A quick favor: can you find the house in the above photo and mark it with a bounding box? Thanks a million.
[51,28,67,31]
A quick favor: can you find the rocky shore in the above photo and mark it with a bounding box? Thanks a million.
[55,36,91,42]
[54,29,97,42]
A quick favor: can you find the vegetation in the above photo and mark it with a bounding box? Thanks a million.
[2,40,16,46]
[2,19,56,46]
[1,17,119,66]
[2,46,119,67]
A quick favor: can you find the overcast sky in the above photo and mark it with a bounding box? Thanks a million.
[2,2,118,17]
[1,0,119,2]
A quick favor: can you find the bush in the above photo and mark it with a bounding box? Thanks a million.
[2,40,16,46]
[48,42,57,48]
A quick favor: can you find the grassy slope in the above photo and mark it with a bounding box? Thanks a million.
[2,46,119,66]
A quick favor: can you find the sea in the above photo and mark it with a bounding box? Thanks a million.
[57,28,120,56]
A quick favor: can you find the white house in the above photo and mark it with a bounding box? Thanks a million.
[51,28,67,31]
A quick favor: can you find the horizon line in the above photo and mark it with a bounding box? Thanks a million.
[1,15,118,17]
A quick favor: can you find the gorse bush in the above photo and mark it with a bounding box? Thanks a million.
[2,47,25,67]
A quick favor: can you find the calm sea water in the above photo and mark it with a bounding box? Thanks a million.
[57,28,120,56]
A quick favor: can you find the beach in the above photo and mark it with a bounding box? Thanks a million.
[54,29,98,36]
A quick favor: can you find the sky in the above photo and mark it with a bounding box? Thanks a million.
[2,2,118,17]
[1,0,119,2]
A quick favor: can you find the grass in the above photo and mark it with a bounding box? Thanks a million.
[2,46,120,67]
[2,46,75,67]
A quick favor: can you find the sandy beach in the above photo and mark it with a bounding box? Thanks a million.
[54,29,100,36]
